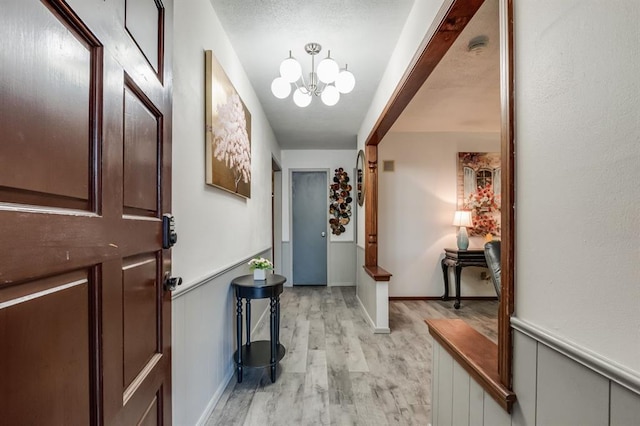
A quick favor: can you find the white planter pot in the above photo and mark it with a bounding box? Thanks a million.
[253,269,266,280]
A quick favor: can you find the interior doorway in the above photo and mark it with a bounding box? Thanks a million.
[291,170,328,285]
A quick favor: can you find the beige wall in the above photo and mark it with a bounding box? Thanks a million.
[379,132,500,297]
[171,0,281,423]
[514,0,640,374]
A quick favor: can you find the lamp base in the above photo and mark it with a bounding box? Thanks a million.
[456,227,469,250]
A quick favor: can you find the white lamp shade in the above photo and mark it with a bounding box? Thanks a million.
[280,57,302,83]
[321,85,340,106]
[335,69,355,93]
[293,88,312,107]
[452,211,473,227]
[271,77,291,99]
[317,57,339,83]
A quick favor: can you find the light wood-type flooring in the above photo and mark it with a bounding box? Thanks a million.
[207,286,497,426]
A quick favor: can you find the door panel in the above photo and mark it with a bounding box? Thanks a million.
[0,0,173,424]
[122,255,161,388]
[292,171,328,285]
[125,0,163,74]
[0,271,92,425]
[123,80,161,216]
[139,395,160,426]
[0,0,100,210]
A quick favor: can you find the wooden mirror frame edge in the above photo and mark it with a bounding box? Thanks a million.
[356,149,366,207]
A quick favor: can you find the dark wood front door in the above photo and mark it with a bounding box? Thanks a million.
[0,0,173,424]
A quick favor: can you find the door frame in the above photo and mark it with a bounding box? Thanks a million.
[361,0,515,390]
[272,156,283,274]
[288,168,330,286]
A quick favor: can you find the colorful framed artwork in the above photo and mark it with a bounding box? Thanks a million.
[205,50,251,198]
[457,152,501,236]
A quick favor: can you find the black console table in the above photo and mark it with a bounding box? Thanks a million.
[441,248,488,309]
[231,274,287,383]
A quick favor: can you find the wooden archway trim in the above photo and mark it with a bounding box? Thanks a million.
[361,0,516,392]
[364,0,485,148]
[498,0,515,388]
[362,0,485,269]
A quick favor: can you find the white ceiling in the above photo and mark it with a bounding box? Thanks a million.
[391,0,500,134]
[209,0,499,150]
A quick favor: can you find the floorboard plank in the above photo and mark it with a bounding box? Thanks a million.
[206,286,497,425]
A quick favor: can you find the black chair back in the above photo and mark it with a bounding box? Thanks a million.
[484,241,501,298]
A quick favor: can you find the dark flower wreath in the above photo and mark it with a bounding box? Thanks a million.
[329,168,353,235]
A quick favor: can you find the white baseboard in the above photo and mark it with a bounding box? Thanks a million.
[356,293,390,334]
[195,367,234,426]
[329,281,355,287]
[194,300,271,425]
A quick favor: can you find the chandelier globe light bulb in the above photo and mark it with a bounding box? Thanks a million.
[271,77,291,99]
[279,55,302,83]
[317,54,339,84]
[272,43,354,107]
[335,67,355,94]
[293,88,312,107]
[321,85,340,106]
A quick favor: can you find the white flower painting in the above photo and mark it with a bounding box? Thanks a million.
[205,50,252,198]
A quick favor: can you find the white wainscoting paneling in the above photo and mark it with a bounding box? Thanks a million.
[468,379,484,426]
[536,343,610,425]
[431,336,440,425]
[511,331,537,426]
[282,241,292,286]
[452,362,471,426]
[483,393,511,426]
[283,240,356,287]
[438,347,454,426]
[511,317,640,394]
[610,381,640,426]
[431,339,505,426]
[355,246,390,333]
[328,241,356,286]
[431,326,640,426]
[172,249,271,426]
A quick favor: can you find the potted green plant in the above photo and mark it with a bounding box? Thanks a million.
[248,257,273,280]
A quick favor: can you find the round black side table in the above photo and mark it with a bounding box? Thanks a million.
[231,274,287,383]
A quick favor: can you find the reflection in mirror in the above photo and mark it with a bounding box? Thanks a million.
[356,149,365,206]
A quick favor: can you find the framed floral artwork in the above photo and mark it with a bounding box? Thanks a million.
[205,50,251,198]
[457,152,501,236]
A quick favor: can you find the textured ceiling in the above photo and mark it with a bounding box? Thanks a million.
[210,0,499,149]
[390,0,500,133]
[209,0,415,149]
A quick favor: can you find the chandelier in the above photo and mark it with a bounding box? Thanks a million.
[271,42,355,107]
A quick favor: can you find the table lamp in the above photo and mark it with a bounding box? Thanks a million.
[452,210,473,250]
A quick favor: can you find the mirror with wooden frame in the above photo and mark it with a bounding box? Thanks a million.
[356,149,365,206]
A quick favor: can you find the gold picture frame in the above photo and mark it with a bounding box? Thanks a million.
[205,50,252,198]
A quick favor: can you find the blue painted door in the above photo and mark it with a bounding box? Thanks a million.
[292,171,327,285]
